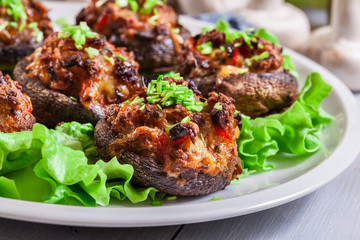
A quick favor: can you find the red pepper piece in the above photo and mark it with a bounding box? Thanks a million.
[214,126,231,140]
[173,134,189,146]
[232,47,239,65]
[97,15,108,28]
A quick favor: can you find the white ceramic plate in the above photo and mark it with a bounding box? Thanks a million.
[0,1,360,227]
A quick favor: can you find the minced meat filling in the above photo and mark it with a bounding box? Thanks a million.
[107,82,242,180]
[26,33,141,110]
[0,72,35,132]
[177,29,284,79]
[76,0,178,39]
[0,0,52,47]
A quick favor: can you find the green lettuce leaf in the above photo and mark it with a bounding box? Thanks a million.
[237,72,333,173]
[0,122,157,206]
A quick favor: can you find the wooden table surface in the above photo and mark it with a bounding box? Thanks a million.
[0,96,358,240]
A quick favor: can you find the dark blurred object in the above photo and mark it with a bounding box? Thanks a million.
[195,13,255,30]
[167,0,181,13]
[286,0,331,29]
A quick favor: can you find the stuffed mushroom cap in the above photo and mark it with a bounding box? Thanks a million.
[0,0,53,72]
[0,72,35,132]
[14,22,141,127]
[76,0,190,73]
[95,76,243,196]
[177,21,298,118]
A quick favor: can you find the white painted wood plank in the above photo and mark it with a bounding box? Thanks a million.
[175,154,360,240]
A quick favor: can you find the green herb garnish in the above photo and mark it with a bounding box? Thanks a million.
[1,0,27,22]
[140,0,165,14]
[245,51,270,66]
[213,102,223,110]
[103,55,114,64]
[115,0,128,8]
[148,8,159,25]
[171,27,180,34]
[117,55,127,61]
[95,0,107,8]
[69,96,78,101]
[210,197,224,201]
[0,21,9,31]
[163,71,183,80]
[55,17,69,29]
[150,201,163,206]
[27,22,38,29]
[128,0,139,11]
[58,22,97,50]
[166,196,177,201]
[9,21,17,27]
[84,47,100,58]
[146,75,204,112]
[197,41,213,55]
[130,96,145,105]
[239,68,249,74]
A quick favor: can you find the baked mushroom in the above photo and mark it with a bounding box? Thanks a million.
[0,0,52,73]
[76,0,190,73]
[95,76,243,196]
[14,22,141,127]
[0,72,35,132]
[177,21,298,118]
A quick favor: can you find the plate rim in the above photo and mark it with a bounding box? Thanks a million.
[1,8,360,228]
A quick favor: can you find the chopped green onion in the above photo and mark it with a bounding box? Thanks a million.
[181,116,191,124]
[146,75,204,112]
[234,110,239,115]
[130,96,145,105]
[140,0,164,14]
[115,0,128,8]
[215,19,230,33]
[197,41,213,55]
[95,0,108,8]
[245,51,270,66]
[27,22,38,29]
[156,104,162,110]
[55,17,69,29]
[2,0,27,22]
[84,47,100,58]
[150,201,163,206]
[69,96,78,101]
[254,28,279,46]
[165,196,177,201]
[148,8,159,25]
[103,55,114,64]
[139,104,146,111]
[0,21,9,31]
[18,21,25,32]
[163,71,183,80]
[117,55,127,61]
[219,46,226,52]
[210,197,224,201]
[202,26,212,34]
[257,43,264,49]
[239,68,249,74]
[213,102,223,110]
[9,21,17,27]
[234,42,241,47]
[58,22,97,50]
[171,27,180,34]
[35,31,44,42]
[128,0,139,11]
[200,133,205,143]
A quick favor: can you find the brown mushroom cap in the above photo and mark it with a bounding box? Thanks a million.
[94,118,232,196]
[191,72,298,118]
[14,58,103,127]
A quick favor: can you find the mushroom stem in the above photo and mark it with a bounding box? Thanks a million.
[331,0,360,42]
[247,0,284,10]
